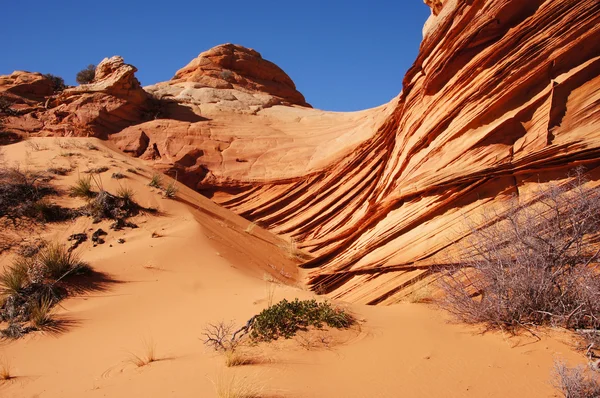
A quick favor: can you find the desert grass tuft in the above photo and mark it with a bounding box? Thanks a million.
[0,358,13,381]
[224,350,257,368]
[164,182,178,199]
[30,297,54,329]
[116,185,135,203]
[128,339,157,367]
[0,259,29,295]
[148,173,162,188]
[213,372,264,398]
[70,175,94,198]
[37,242,89,280]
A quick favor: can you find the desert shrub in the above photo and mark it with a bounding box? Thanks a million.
[76,64,96,84]
[0,167,56,223]
[249,298,353,342]
[84,189,140,223]
[43,73,66,92]
[440,169,600,331]
[202,321,238,352]
[69,175,94,198]
[554,361,600,398]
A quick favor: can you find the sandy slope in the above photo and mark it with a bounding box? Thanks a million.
[0,138,585,397]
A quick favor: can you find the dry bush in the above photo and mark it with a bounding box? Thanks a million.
[76,64,96,85]
[440,169,600,332]
[164,182,178,199]
[203,322,239,352]
[554,361,600,398]
[0,167,53,222]
[69,175,94,198]
[149,173,162,188]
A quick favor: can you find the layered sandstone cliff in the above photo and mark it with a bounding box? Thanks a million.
[2,0,599,305]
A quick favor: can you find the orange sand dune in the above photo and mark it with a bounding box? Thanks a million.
[0,138,585,397]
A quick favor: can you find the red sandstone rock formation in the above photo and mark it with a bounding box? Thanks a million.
[121,0,600,304]
[0,56,151,138]
[3,1,600,305]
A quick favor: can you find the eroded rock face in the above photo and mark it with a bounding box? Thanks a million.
[152,0,599,304]
[0,56,152,138]
[145,43,310,116]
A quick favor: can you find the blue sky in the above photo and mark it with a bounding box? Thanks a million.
[3,1,431,111]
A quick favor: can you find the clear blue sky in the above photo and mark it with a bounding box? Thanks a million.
[3,1,431,111]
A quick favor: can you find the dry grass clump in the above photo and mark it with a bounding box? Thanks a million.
[0,166,56,223]
[553,361,600,398]
[0,260,28,296]
[0,358,13,381]
[213,373,264,398]
[128,339,158,367]
[439,169,600,332]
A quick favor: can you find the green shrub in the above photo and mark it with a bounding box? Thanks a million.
[249,298,353,342]
[76,64,96,84]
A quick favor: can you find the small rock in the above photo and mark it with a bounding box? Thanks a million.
[117,238,125,244]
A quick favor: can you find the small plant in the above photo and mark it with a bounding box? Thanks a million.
[0,260,28,295]
[76,64,96,85]
[47,167,71,176]
[116,185,135,203]
[43,73,66,92]
[553,361,600,398]
[164,182,178,199]
[36,242,89,280]
[25,140,47,151]
[213,372,263,398]
[0,358,13,381]
[111,172,126,179]
[249,298,354,342]
[126,168,138,174]
[30,297,54,329]
[85,166,109,174]
[128,339,157,367]
[203,322,238,352]
[224,350,254,368]
[149,173,162,188]
[85,142,98,151]
[70,175,94,198]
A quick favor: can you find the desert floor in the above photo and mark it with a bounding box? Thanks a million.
[0,138,585,397]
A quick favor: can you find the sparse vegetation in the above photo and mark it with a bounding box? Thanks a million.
[29,297,54,329]
[213,373,264,398]
[47,167,71,176]
[70,175,94,198]
[553,361,600,398]
[25,140,47,151]
[85,166,109,174]
[149,173,162,188]
[128,339,157,367]
[0,358,13,381]
[76,64,96,85]
[43,73,66,92]
[36,242,89,280]
[249,298,353,342]
[0,243,90,338]
[111,172,126,179]
[116,185,135,203]
[164,182,178,199]
[439,169,600,333]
